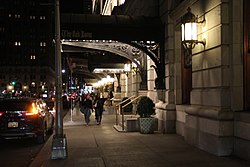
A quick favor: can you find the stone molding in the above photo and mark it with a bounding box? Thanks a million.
[185,105,233,120]
[155,101,176,111]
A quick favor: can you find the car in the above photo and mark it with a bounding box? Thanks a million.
[0,98,54,143]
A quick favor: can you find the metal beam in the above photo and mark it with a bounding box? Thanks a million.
[62,40,142,69]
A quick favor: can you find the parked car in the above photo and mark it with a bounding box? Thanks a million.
[0,98,54,143]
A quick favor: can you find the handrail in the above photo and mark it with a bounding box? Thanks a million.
[114,95,142,131]
[114,95,136,128]
[115,95,135,108]
[122,95,142,109]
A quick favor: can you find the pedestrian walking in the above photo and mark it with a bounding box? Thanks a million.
[62,95,70,110]
[109,91,114,106]
[94,94,106,125]
[81,93,93,126]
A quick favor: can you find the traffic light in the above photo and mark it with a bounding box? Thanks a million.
[11,81,16,85]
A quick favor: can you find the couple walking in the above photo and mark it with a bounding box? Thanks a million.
[80,93,106,126]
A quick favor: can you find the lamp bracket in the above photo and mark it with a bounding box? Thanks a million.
[196,38,206,47]
[182,38,206,50]
[197,16,206,25]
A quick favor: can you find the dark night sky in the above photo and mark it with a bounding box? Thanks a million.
[60,0,91,14]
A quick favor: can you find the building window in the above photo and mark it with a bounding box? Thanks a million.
[30,16,36,20]
[31,81,36,87]
[40,42,46,47]
[0,75,6,79]
[29,1,35,6]
[30,75,36,80]
[40,75,46,80]
[40,48,46,53]
[40,16,46,20]
[15,42,21,46]
[30,49,35,52]
[30,55,36,60]
[0,27,5,32]
[14,14,20,19]
[0,41,5,46]
[1,83,6,87]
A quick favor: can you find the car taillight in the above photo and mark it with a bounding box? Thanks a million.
[25,111,38,116]
[0,112,4,117]
[25,103,39,116]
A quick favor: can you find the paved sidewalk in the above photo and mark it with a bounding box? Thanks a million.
[29,107,250,167]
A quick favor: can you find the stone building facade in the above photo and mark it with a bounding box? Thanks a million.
[107,0,250,160]
[168,0,249,160]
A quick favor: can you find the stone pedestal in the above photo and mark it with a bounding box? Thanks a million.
[155,101,176,133]
[184,106,234,156]
[51,135,68,159]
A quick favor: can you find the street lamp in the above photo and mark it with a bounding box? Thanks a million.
[51,0,67,160]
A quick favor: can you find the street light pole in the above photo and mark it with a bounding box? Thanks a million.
[54,0,63,138]
[51,0,67,159]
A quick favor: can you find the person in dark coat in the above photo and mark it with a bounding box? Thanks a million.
[94,94,106,125]
[109,91,114,106]
[62,95,70,110]
[82,93,93,126]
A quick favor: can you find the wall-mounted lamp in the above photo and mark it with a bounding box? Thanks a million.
[132,61,140,74]
[181,7,206,49]
[124,63,131,76]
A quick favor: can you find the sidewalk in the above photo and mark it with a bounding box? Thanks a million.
[29,106,250,167]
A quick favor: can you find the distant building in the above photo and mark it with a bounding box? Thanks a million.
[0,0,55,98]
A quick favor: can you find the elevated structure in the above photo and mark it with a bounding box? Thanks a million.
[60,14,165,89]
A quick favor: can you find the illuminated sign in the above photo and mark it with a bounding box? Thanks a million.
[61,30,92,39]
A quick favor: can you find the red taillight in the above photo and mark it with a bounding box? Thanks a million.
[25,103,39,116]
[25,112,38,116]
[0,112,4,117]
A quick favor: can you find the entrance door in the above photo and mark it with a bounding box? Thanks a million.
[181,47,192,104]
[244,0,250,110]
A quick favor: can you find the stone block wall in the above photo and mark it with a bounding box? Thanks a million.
[170,0,244,157]
[155,102,176,133]
[176,105,187,136]
[177,103,235,156]
[184,107,234,156]
[234,112,250,160]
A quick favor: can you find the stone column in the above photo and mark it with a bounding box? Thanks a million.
[155,17,176,133]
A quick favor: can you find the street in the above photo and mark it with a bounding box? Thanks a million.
[0,134,52,167]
